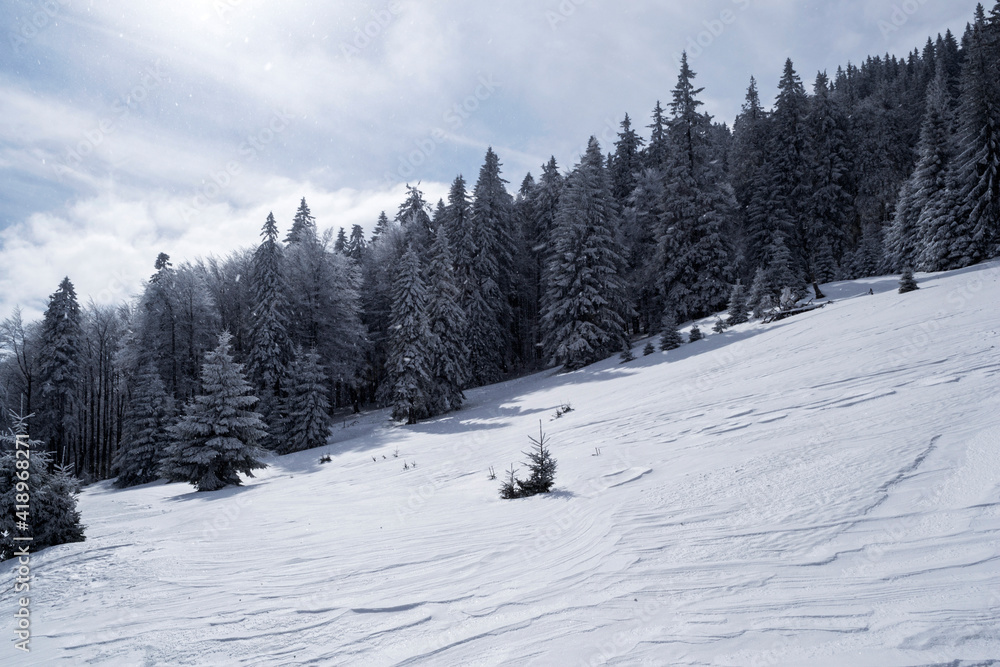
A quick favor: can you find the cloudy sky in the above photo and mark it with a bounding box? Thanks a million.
[0,0,981,320]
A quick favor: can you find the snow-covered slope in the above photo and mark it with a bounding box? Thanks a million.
[8,262,1000,666]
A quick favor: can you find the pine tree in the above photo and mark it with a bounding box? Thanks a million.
[247,213,291,397]
[371,211,391,245]
[688,325,703,343]
[712,318,728,334]
[36,277,83,466]
[426,227,470,414]
[278,346,331,454]
[619,340,636,363]
[659,310,683,351]
[806,71,854,282]
[732,77,774,273]
[387,249,434,424]
[517,423,557,496]
[898,267,919,293]
[285,197,317,245]
[113,359,174,488]
[768,59,812,282]
[727,280,750,325]
[161,332,267,492]
[657,53,734,320]
[396,184,434,253]
[541,137,630,370]
[895,60,955,270]
[334,227,348,253]
[746,266,771,318]
[622,168,666,334]
[610,114,645,205]
[0,417,85,560]
[346,224,368,261]
[643,342,656,356]
[466,148,517,385]
[644,101,670,170]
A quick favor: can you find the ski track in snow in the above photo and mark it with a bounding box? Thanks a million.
[5,262,1000,666]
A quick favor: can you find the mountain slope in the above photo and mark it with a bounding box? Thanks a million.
[7,261,1000,666]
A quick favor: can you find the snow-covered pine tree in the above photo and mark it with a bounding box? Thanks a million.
[659,309,683,351]
[517,423,557,496]
[713,318,728,334]
[396,184,434,254]
[688,325,703,343]
[247,213,291,397]
[113,358,174,488]
[727,280,750,325]
[657,53,734,320]
[619,339,636,363]
[161,332,267,492]
[334,227,348,253]
[767,58,812,283]
[643,342,656,356]
[386,248,435,424]
[285,197,317,245]
[371,211,391,245]
[746,266,770,318]
[278,346,331,454]
[805,71,854,283]
[541,137,630,370]
[426,227,470,414]
[610,114,645,205]
[466,148,517,385]
[898,267,919,293]
[346,224,368,262]
[36,277,83,466]
[897,60,955,271]
[0,416,85,560]
[643,100,670,171]
[731,77,773,273]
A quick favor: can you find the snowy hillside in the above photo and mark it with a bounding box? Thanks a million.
[9,262,1000,666]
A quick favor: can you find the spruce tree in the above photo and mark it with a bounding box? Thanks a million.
[387,249,434,424]
[346,224,368,261]
[247,213,291,398]
[426,227,470,414]
[899,60,956,271]
[517,423,557,496]
[161,332,268,492]
[659,310,683,351]
[0,417,85,560]
[371,211,391,245]
[396,184,434,253]
[898,267,919,293]
[541,137,630,370]
[727,280,750,325]
[732,77,774,273]
[285,197,317,245]
[610,114,645,205]
[806,71,854,282]
[36,277,83,466]
[466,148,516,385]
[657,53,734,320]
[113,359,174,488]
[278,346,331,454]
[619,340,636,363]
[334,227,348,253]
[644,101,670,170]
[688,325,703,343]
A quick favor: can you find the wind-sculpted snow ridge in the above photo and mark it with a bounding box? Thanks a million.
[8,261,1000,666]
